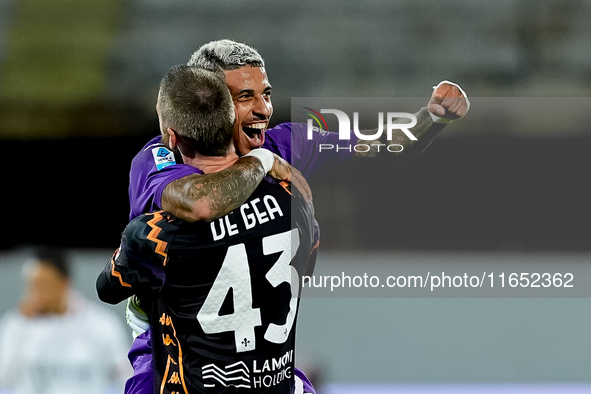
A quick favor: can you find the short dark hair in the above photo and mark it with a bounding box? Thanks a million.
[35,247,70,280]
[158,65,235,156]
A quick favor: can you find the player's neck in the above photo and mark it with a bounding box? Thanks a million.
[183,151,240,174]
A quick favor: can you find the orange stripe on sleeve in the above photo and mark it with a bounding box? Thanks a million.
[110,248,132,288]
[279,181,292,195]
[146,211,169,266]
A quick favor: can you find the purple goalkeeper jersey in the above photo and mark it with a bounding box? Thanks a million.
[128,122,354,220]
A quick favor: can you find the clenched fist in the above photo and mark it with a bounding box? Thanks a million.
[428,81,470,122]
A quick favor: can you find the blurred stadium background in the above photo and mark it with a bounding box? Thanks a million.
[0,0,590,392]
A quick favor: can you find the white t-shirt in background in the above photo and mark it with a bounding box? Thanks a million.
[0,293,130,394]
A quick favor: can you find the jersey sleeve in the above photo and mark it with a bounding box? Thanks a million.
[96,212,176,304]
[264,122,355,179]
[128,136,202,220]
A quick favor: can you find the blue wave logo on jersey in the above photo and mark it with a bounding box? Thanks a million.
[157,148,170,158]
[151,146,175,171]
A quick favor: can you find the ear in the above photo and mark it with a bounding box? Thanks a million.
[167,127,178,149]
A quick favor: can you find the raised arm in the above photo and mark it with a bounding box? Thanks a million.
[355,81,470,158]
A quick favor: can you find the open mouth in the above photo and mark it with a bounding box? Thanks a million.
[242,123,266,144]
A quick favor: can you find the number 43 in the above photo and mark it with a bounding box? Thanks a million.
[196,229,300,353]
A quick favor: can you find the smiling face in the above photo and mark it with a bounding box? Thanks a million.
[224,66,273,155]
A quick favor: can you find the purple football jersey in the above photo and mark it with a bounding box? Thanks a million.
[128,136,203,220]
[128,123,353,220]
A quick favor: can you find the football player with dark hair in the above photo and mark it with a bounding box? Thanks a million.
[98,65,317,393]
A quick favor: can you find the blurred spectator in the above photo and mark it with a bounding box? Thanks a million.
[0,247,130,394]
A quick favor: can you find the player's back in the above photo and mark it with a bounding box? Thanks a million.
[125,177,315,393]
